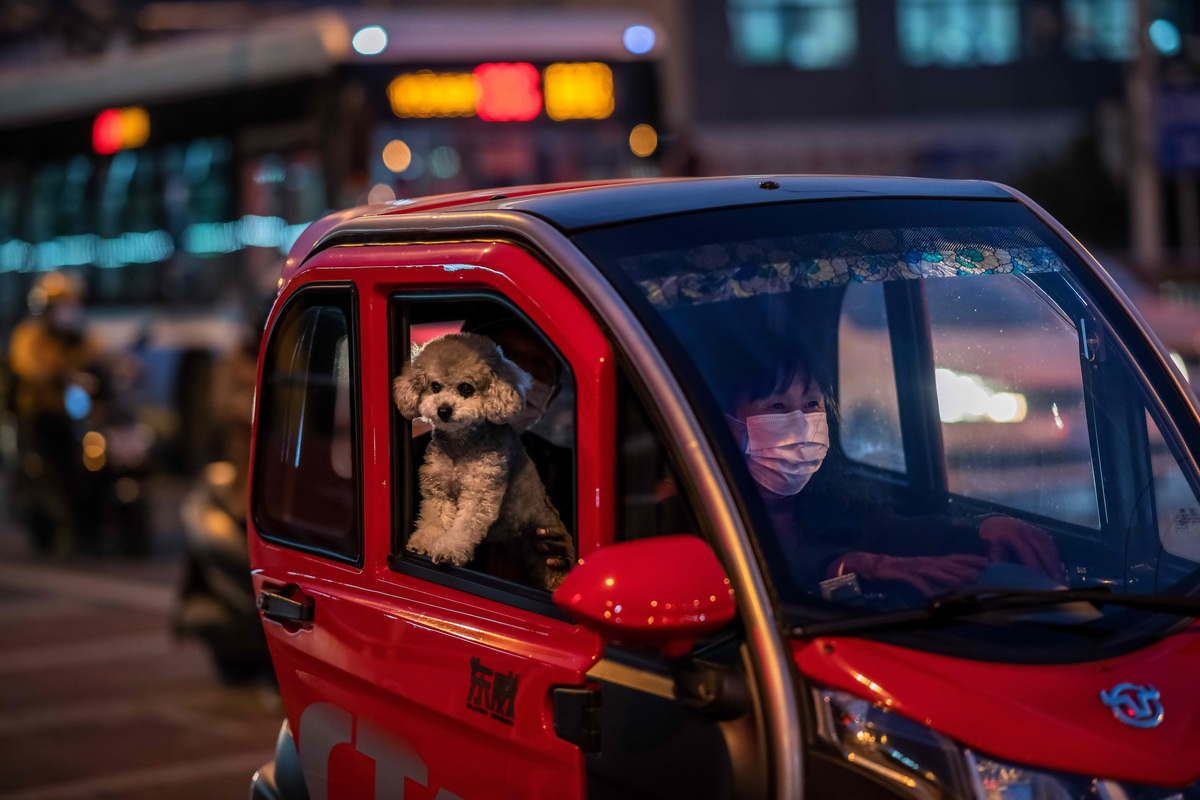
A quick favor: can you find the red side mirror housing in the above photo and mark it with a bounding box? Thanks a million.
[552,535,736,657]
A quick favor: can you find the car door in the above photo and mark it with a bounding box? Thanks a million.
[249,240,613,800]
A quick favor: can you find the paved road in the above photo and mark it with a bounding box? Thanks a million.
[0,476,283,799]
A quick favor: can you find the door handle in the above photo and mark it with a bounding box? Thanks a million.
[258,587,315,624]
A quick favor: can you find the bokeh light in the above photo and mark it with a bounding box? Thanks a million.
[429,146,461,179]
[474,63,541,121]
[352,26,388,56]
[544,62,615,121]
[629,123,658,157]
[1149,19,1181,56]
[382,139,413,172]
[623,25,656,55]
[367,183,396,204]
[92,107,149,154]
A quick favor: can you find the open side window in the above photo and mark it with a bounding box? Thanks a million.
[386,292,578,609]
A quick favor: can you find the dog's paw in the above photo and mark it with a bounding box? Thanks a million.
[429,550,471,566]
[428,541,473,566]
[422,534,475,566]
[406,525,441,555]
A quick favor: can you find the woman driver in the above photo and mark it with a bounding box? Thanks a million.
[717,332,1064,598]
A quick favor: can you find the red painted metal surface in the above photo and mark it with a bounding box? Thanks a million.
[553,535,736,655]
[277,179,647,284]
[793,627,1200,786]
[250,239,615,799]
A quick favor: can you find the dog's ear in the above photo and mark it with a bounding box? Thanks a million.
[393,347,425,419]
[392,371,423,419]
[481,351,532,424]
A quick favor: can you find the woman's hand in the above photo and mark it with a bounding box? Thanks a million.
[977,516,1065,583]
[831,552,988,597]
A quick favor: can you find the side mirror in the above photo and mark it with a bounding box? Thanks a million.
[552,535,736,657]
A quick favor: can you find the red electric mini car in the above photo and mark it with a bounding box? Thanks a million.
[248,176,1200,800]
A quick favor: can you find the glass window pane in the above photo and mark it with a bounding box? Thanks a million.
[838,282,906,473]
[254,290,360,560]
[618,376,700,541]
[925,274,1099,527]
[1147,410,1200,572]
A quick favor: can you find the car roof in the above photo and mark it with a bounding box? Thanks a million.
[383,175,1014,230]
[495,175,1017,231]
[283,175,1019,274]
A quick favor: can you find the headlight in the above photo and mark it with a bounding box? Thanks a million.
[812,686,1178,799]
[965,754,1077,800]
[815,686,976,799]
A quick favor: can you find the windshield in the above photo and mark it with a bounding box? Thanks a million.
[574,198,1200,654]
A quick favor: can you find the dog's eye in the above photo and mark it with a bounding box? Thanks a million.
[457,383,475,398]
[429,381,442,393]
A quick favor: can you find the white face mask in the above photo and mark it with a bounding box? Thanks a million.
[728,410,829,496]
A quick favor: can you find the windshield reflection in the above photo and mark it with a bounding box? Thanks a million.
[574,198,1200,647]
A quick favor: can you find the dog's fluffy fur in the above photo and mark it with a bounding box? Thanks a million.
[392,332,572,590]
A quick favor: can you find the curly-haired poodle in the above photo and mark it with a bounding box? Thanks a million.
[392,332,573,590]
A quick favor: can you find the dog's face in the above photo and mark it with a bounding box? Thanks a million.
[392,332,532,431]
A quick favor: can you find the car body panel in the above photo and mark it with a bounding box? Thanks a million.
[792,626,1200,787]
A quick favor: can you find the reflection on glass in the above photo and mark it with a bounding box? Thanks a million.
[926,274,1099,528]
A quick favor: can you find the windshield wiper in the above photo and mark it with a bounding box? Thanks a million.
[790,587,1200,638]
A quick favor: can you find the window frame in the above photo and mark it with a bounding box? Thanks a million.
[251,281,364,566]
[385,288,578,618]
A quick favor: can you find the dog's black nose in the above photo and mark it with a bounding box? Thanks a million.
[437,404,454,421]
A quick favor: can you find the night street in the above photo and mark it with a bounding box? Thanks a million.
[0,476,280,799]
[3,2,1200,797]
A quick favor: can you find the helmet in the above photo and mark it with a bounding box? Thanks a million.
[28,271,83,315]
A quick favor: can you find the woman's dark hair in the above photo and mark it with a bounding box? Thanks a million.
[666,304,837,418]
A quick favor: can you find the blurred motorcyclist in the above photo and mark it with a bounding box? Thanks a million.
[7,271,102,554]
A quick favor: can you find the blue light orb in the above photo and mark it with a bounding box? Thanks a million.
[623,25,656,55]
[64,384,91,420]
[1149,19,1181,57]
[352,26,388,56]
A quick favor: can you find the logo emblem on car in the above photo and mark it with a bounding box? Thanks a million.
[1099,682,1163,728]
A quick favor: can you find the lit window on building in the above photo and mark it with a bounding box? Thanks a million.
[897,0,1020,67]
[727,0,858,70]
[1063,0,1134,60]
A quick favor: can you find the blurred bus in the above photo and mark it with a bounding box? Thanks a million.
[0,8,663,469]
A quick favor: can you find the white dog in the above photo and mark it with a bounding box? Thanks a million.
[392,332,572,590]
